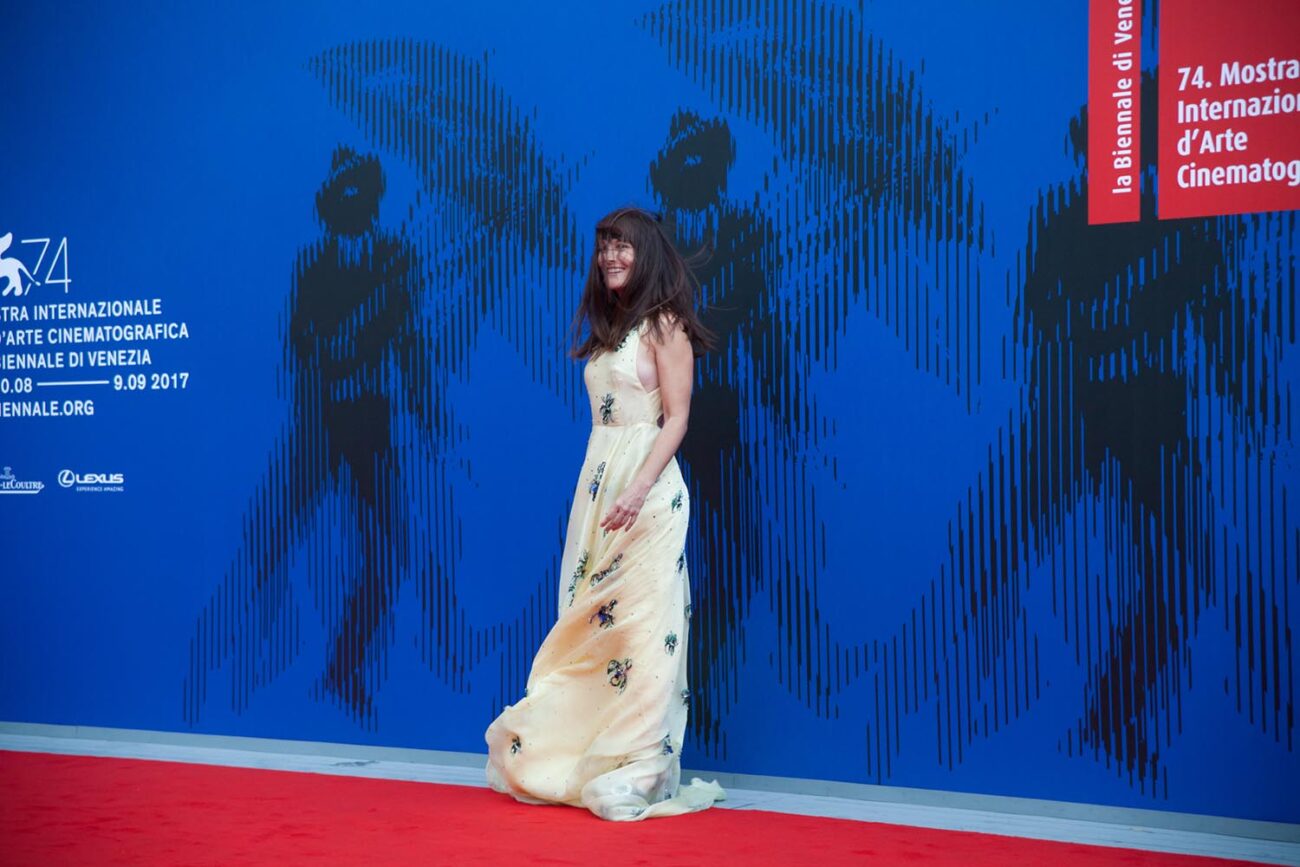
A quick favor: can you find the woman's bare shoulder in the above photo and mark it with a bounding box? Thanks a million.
[644,309,685,344]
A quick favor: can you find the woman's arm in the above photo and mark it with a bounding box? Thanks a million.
[599,315,694,532]
[632,316,694,490]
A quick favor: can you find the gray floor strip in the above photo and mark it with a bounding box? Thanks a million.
[1,723,1296,865]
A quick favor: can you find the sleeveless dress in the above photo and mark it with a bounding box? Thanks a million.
[484,316,725,821]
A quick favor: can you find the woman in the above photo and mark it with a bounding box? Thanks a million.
[485,207,725,821]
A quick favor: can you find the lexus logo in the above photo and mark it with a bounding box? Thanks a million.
[58,469,126,487]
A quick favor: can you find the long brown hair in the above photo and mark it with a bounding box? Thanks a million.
[568,207,717,359]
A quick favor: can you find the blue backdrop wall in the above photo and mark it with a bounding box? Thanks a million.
[2,0,1297,824]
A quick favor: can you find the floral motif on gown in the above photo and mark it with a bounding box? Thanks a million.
[484,316,725,821]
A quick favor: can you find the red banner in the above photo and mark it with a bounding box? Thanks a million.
[1158,0,1300,219]
[1088,0,1143,224]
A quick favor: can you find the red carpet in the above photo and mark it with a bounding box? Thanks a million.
[0,750,1259,866]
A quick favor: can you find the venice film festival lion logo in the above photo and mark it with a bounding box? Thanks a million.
[0,233,37,297]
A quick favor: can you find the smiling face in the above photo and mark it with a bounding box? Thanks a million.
[597,237,635,294]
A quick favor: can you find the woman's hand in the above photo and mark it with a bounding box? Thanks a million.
[601,480,651,532]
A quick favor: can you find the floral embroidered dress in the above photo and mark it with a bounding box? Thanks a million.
[484,316,724,821]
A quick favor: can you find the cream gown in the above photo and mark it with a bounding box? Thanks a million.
[484,316,725,821]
